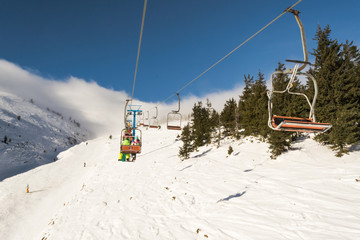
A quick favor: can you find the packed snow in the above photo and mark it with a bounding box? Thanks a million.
[1,125,360,240]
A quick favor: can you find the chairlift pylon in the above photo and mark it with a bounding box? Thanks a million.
[167,93,182,130]
[267,9,332,133]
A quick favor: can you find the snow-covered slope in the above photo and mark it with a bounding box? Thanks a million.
[0,91,89,180]
[1,126,359,240]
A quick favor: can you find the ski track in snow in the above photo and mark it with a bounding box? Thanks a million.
[1,127,360,240]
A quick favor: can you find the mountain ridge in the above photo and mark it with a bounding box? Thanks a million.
[0,90,89,180]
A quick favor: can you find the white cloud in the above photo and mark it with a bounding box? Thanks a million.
[0,59,244,138]
[0,59,131,137]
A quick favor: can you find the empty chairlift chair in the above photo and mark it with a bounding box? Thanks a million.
[167,93,182,130]
[139,113,144,126]
[267,9,331,133]
[268,65,332,133]
[143,111,149,127]
[149,107,159,128]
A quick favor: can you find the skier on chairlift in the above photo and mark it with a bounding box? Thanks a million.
[119,137,131,161]
[132,136,140,145]
[130,136,140,161]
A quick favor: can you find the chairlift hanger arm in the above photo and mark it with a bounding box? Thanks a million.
[166,93,182,130]
[286,8,308,71]
[172,93,181,113]
[124,99,130,127]
[152,106,158,119]
[176,93,180,112]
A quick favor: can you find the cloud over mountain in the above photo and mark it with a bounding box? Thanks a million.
[0,59,243,137]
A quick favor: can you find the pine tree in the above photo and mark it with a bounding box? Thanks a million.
[268,131,291,159]
[238,74,253,136]
[209,109,221,147]
[191,101,212,149]
[310,26,360,156]
[220,98,237,137]
[206,99,219,133]
[308,25,340,136]
[238,72,269,138]
[334,41,360,154]
[252,71,270,138]
[179,124,193,160]
[209,108,219,132]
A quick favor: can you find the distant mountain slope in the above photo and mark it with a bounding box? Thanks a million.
[0,91,89,180]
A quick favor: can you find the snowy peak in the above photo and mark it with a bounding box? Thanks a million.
[0,91,89,180]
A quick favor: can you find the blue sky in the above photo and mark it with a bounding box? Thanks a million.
[0,0,359,103]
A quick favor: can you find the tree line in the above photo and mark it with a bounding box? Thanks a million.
[179,26,360,160]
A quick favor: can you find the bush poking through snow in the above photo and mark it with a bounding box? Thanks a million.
[228,146,233,155]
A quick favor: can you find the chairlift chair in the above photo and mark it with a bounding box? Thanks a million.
[143,111,149,127]
[267,9,332,133]
[120,99,143,154]
[167,93,182,130]
[149,107,159,128]
[140,112,145,126]
[120,128,142,154]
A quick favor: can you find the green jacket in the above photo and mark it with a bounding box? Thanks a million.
[122,139,130,146]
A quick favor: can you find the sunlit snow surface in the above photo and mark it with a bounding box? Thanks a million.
[1,126,360,240]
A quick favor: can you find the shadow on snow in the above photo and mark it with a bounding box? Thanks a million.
[194,148,212,158]
[217,191,246,203]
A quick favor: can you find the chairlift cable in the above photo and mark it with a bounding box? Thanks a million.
[146,0,303,111]
[131,0,148,103]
